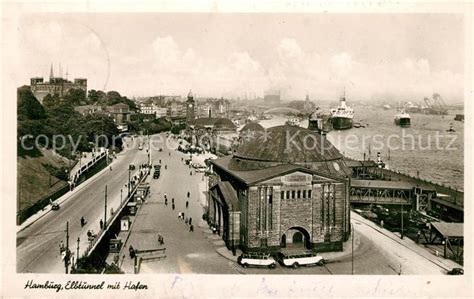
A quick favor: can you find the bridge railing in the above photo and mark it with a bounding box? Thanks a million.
[83,168,150,258]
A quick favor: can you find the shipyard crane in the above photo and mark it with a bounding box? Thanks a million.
[432,93,448,110]
[423,97,432,108]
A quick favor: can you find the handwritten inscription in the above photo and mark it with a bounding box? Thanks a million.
[24,280,148,292]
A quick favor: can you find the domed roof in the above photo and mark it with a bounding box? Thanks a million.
[240,122,265,132]
[234,125,343,163]
[187,90,194,100]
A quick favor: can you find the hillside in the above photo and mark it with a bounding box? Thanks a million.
[17,147,72,213]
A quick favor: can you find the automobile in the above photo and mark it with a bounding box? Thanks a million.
[138,144,143,150]
[153,171,160,179]
[277,252,325,269]
[129,164,136,170]
[51,202,60,210]
[154,164,161,170]
[447,268,464,275]
[237,253,276,269]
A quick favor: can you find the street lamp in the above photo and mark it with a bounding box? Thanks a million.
[351,223,354,275]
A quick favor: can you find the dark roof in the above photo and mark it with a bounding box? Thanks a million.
[235,125,343,163]
[189,117,236,129]
[351,179,415,190]
[110,103,129,108]
[344,160,377,168]
[214,118,237,129]
[431,222,463,238]
[240,122,265,132]
[212,181,240,211]
[211,155,343,185]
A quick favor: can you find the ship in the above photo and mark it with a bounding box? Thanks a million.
[330,92,354,130]
[308,108,331,134]
[394,109,411,127]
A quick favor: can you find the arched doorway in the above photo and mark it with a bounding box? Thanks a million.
[280,234,287,248]
[283,227,311,251]
[293,232,303,244]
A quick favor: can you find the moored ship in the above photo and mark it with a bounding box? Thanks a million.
[330,92,354,130]
[394,109,411,127]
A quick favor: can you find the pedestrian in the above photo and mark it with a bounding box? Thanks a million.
[380,219,384,228]
[178,212,181,220]
[87,230,92,238]
[416,230,421,243]
[100,219,104,230]
[172,198,175,204]
[185,217,189,224]
[182,212,185,218]
[169,152,171,157]
[186,201,189,208]
[172,203,175,210]
[165,198,168,205]
[190,171,192,176]
[189,225,194,232]
[59,241,64,253]
[129,245,135,259]
[189,217,192,225]
[187,191,190,198]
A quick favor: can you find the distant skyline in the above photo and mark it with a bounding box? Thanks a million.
[16,13,464,102]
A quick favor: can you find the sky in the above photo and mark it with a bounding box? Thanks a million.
[15,13,464,102]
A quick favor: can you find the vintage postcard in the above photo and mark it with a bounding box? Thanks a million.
[2,0,472,297]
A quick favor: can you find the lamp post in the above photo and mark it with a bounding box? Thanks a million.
[128,165,131,196]
[400,203,404,239]
[76,237,80,267]
[351,223,354,275]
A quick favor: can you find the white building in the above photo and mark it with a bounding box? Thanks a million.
[139,103,168,118]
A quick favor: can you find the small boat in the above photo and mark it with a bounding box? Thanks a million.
[353,122,361,128]
[383,104,391,110]
[394,109,411,127]
[447,123,456,133]
[286,117,301,127]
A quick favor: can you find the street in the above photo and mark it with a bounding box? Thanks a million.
[17,133,454,275]
[16,136,149,273]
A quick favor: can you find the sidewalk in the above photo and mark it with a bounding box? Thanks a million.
[17,148,127,233]
[351,211,461,271]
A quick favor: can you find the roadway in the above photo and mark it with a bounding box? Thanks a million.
[17,136,149,273]
[119,136,451,275]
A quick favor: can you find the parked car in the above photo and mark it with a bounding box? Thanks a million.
[153,171,160,179]
[129,164,136,170]
[154,164,161,170]
[277,252,325,268]
[237,253,276,269]
[447,268,464,275]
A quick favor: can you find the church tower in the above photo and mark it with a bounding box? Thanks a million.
[186,89,196,121]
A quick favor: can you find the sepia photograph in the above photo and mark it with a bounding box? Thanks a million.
[2,1,472,297]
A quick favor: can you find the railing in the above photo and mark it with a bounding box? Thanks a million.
[83,168,150,258]
[71,151,108,185]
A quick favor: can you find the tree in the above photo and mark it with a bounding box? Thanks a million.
[42,93,60,110]
[63,88,86,106]
[17,86,46,120]
[87,89,106,104]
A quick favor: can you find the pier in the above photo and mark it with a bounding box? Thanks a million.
[346,159,463,222]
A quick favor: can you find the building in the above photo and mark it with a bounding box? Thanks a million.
[106,103,131,125]
[139,103,168,118]
[74,104,103,115]
[186,90,196,122]
[30,64,87,104]
[208,125,352,254]
[264,90,281,106]
[188,117,238,154]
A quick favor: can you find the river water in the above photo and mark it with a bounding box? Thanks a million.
[257,105,464,191]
